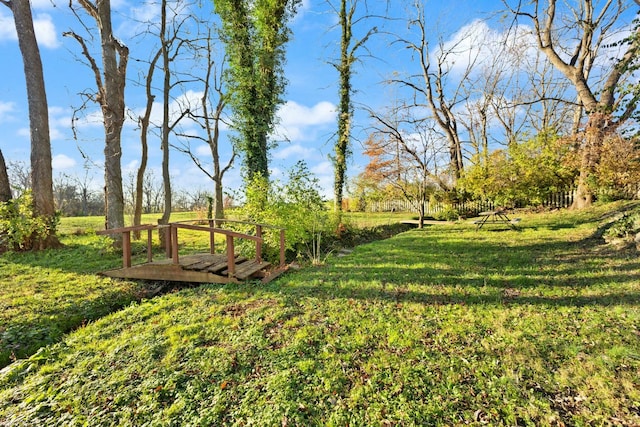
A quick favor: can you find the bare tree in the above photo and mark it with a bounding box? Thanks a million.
[366,103,450,228]
[65,0,129,239]
[154,0,193,247]
[392,2,471,187]
[132,46,162,237]
[2,0,60,248]
[173,29,236,220]
[6,160,30,197]
[460,24,574,169]
[506,0,639,208]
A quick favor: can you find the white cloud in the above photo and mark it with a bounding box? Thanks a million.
[0,11,17,42]
[269,166,284,181]
[128,90,211,132]
[273,143,315,160]
[34,13,60,49]
[437,19,536,76]
[119,1,161,38]
[310,161,334,199]
[52,154,76,170]
[292,0,312,22]
[73,109,104,129]
[123,160,139,175]
[275,100,336,141]
[49,126,64,141]
[196,144,211,156]
[0,101,16,122]
[131,1,160,24]
[280,100,336,127]
[0,10,59,48]
[48,106,72,141]
[311,160,333,176]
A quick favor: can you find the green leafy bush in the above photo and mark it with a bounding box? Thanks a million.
[460,131,576,207]
[605,211,640,239]
[0,191,58,251]
[237,161,331,263]
[432,205,460,221]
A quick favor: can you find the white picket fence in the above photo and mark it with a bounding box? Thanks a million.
[366,190,578,215]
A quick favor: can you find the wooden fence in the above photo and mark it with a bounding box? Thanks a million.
[366,190,579,215]
[367,199,495,215]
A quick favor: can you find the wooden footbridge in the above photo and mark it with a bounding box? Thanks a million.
[97,219,286,284]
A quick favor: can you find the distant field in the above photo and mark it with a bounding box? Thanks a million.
[56,210,416,235]
[1,202,639,425]
[57,211,205,235]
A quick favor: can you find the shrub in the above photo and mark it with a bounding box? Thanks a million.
[459,131,576,207]
[236,161,331,263]
[432,205,460,221]
[605,211,640,240]
[0,191,58,251]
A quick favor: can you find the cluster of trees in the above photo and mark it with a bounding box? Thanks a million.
[350,0,639,227]
[1,0,302,248]
[1,0,639,246]
[4,161,230,218]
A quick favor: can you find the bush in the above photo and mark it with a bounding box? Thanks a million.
[236,162,331,264]
[605,211,640,240]
[432,206,460,221]
[459,131,576,207]
[0,191,58,251]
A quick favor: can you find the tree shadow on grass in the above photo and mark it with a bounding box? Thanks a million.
[273,224,640,308]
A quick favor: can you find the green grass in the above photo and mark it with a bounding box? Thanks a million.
[1,203,639,425]
[0,234,153,367]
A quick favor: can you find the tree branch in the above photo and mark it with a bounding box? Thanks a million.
[63,31,104,102]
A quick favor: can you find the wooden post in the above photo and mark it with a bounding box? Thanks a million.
[123,231,132,268]
[147,228,153,263]
[209,219,215,254]
[255,224,262,262]
[164,226,172,259]
[226,234,235,277]
[171,225,179,265]
[279,229,285,267]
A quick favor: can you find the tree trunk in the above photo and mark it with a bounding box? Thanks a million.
[0,149,11,202]
[133,48,160,240]
[214,176,224,219]
[9,0,60,248]
[133,130,148,240]
[571,112,608,209]
[98,0,127,240]
[334,0,352,215]
[158,0,172,250]
[66,1,128,243]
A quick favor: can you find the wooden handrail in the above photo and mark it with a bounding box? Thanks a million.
[171,222,262,242]
[97,219,286,275]
[97,224,156,268]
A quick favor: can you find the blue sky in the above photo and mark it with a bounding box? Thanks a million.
[0,0,537,199]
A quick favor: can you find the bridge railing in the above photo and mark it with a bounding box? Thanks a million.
[97,220,286,278]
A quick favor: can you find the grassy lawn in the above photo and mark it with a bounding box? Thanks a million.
[1,203,639,425]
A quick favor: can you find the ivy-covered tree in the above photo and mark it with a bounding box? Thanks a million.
[330,0,380,214]
[214,0,300,184]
